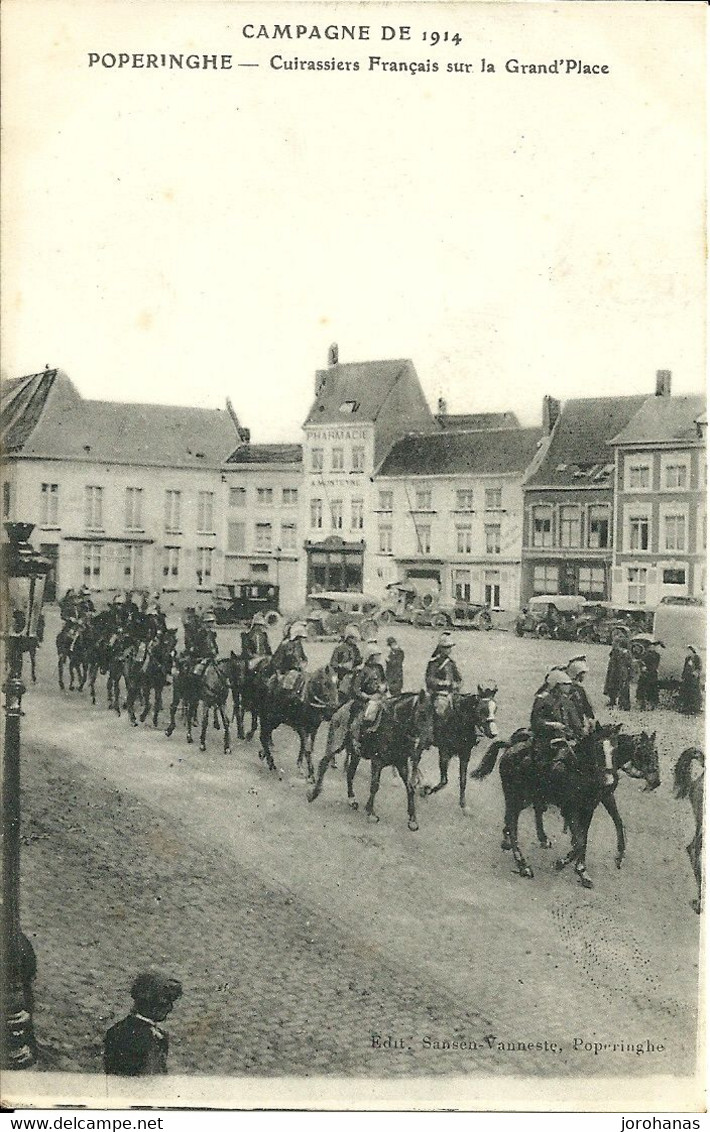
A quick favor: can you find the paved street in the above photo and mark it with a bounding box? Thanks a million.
[19,610,703,1077]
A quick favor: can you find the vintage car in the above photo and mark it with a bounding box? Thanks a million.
[213,581,280,626]
[302,591,382,639]
[574,602,654,648]
[515,594,588,640]
[378,584,492,630]
[653,597,705,684]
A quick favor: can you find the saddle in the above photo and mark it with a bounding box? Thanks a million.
[280,670,305,695]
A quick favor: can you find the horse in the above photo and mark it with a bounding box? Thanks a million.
[165,655,235,753]
[416,686,499,810]
[471,721,638,888]
[308,691,432,830]
[125,629,178,727]
[55,621,88,691]
[673,747,704,913]
[254,666,340,781]
[106,632,139,715]
[229,650,270,741]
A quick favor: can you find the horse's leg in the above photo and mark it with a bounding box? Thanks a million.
[213,706,220,730]
[199,702,209,752]
[139,678,151,723]
[505,797,533,878]
[534,803,552,849]
[303,727,316,783]
[601,793,625,869]
[259,713,277,771]
[423,750,449,797]
[572,807,595,889]
[126,679,139,726]
[399,757,418,831]
[29,646,37,684]
[165,686,180,737]
[57,655,65,691]
[307,749,333,802]
[152,684,163,728]
[346,744,360,809]
[364,759,383,824]
[185,694,194,744]
[688,832,702,912]
[220,704,231,754]
[232,690,245,740]
[459,752,470,811]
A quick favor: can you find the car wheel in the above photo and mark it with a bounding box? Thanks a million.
[537,624,550,638]
[480,612,493,631]
[265,610,281,628]
[630,640,646,660]
[432,612,450,629]
[378,609,393,624]
[515,623,525,637]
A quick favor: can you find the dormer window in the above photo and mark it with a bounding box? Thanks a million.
[339,400,359,414]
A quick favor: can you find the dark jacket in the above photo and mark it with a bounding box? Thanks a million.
[385,647,404,695]
[425,651,462,694]
[103,1014,169,1076]
[330,640,362,675]
[273,637,307,675]
[244,626,272,659]
[352,661,387,700]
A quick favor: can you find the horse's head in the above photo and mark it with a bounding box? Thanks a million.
[308,665,340,717]
[621,729,661,791]
[586,721,622,788]
[475,683,499,738]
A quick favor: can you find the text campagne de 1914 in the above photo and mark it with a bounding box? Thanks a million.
[87,23,611,77]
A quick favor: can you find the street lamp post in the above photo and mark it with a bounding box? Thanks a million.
[1,522,50,1069]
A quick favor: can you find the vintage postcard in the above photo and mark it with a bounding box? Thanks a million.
[1,0,706,1113]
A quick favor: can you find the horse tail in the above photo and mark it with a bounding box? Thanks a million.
[470,739,508,780]
[674,747,705,800]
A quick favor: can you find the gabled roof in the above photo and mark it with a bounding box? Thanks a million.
[526,395,647,488]
[2,369,240,469]
[377,427,543,478]
[225,443,303,466]
[609,394,707,446]
[435,411,520,431]
[305,359,424,426]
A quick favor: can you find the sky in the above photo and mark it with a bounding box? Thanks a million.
[2,1,706,441]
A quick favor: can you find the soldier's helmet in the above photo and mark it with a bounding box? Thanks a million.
[290,622,308,640]
[112,592,123,605]
[547,669,573,689]
[438,631,456,649]
[202,612,217,626]
[251,612,266,627]
[363,642,382,661]
[80,585,91,596]
[344,624,361,641]
[566,655,589,679]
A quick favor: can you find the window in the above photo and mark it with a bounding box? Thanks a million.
[352,447,365,472]
[40,483,59,525]
[282,488,298,506]
[165,490,181,532]
[664,463,688,490]
[228,521,246,552]
[628,464,651,490]
[310,498,323,529]
[532,507,552,548]
[85,486,103,529]
[163,546,180,585]
[196,547,213,588]
[453,569,471,602]
[2,482,9,519]
[379,525,393,554]
[485,488,502,511]
[330,500,343,531]
[628,567,647,605]
[332,448,344,471]
[629,516,650,551]
[415,488,432,511]
[121,543,143,587]
[533,565,559,594]
[484,570,501,607]
[197,491,214,533]
[378,490,393,511]
[351,499,364,531]
[229,486,246,508]
[256,487,273,507]
[255,522,272,551]
[559,505,581,548]
[82,544,102,586]
[663,567,686,586]
[456,489,474,511]
[578,566,605,597]
[485,524,501,555]
[415,523,431,554]
[664,514,686,551]
[281,522,297,551]
[456,525,472,554]
[588,505,610,549]
[311,449,324,473]
[125,487,143,531]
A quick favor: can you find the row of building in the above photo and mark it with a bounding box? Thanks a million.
[1,354,705,615]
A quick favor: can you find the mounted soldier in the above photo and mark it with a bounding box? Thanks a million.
[349,642,388,759]
[187,611,219,678]
[564,655,595,733]
[329,624,362,702]
[530,668,579,775]
[59,587,79,622]
[144,592,166,636]
[272,622,308,692]
[425,632,462,717]
[243,612,272,670]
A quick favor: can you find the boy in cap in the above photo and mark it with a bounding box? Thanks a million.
[103,971,182,1076]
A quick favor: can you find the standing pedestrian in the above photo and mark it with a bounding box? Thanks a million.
[385,636,404,696]
[604,641,632,710]
[679,645,703,715]
[637,641,662,711]
[103,971,182,1076]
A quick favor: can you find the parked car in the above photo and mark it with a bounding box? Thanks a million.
[302,591,382,639]
[653,597,705,685]
[213,582,280,626]
[378,584,492,630]
[516,594,588,640]
[575,602,654,649]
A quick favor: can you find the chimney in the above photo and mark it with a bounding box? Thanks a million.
[655,369,671,398]
[437,396,448,415]
[542,395,561,436]
[328,342,339,367]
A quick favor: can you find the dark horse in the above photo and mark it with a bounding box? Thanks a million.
[56,621,87,691]
[125,629,178,727]
[165,656,236,753]
[254,666,340,781]
[673,747,704,913]
[416,686,499,810]
[229,652,268,741]
[308,691,432,830]
[472,721,657,888]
